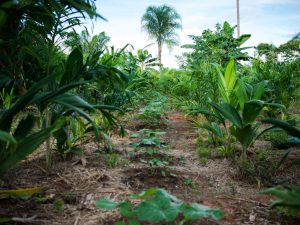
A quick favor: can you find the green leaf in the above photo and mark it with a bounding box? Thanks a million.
[252,81,265,100]
[182,203,224,221]
[236,34,251,46]
[262,186,300,211]
[224,59,237,96]
[119,201,136,218]
[0,130,16,144]
[213,63,230,103]
[136,189,182,223]
[130,187,158,199]
[13,115,35,140]
[242,100,264,125]
[236,79,248,109]
[114,221,126,225]
[0,76,52,131]
[0,127,56,175]
[262,118,300,138]
[128,220,141,225]
[230,125,258,148]
[60,47,83,86]
[210,102,243,127]
[199,122,223,138]
[52,93,95,111]
[95,199,118,210]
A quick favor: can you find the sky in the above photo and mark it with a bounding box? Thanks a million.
[85,0,300,68]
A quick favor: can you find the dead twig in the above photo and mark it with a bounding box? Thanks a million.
[11,215,44,223]
[73,212,81,225]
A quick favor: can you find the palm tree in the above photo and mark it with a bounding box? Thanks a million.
[141,5,182,65]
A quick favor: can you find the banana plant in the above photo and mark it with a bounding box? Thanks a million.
[210,100,284,161]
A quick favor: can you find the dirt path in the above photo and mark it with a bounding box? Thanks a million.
[0,111,298,224]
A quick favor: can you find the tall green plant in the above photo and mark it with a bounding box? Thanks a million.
[141,5,182,65]
[0,0,125,174]
[210,100,284,161]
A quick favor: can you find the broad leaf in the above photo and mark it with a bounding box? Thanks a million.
[60,47,83,86]
[262,186,300,211]
[130,187,159,199]
[182,203,224,221]
[210,102,243,127]
[252,81,265,100]
[0,131,16,144]
[128,220,141,225]
[236,79,248,109]
[262,118,300,138]
[13,115,35,140]
[230,125,258,148]
[236,34,251,46]
[136,189,182,223]
[224,59,237,97]
[200,122,223,138]
[0,118,66,175]
[95,199,118,210]
[242,100,264,125]
[119,201,136,218]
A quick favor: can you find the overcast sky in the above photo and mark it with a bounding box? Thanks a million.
[86,0,300,68]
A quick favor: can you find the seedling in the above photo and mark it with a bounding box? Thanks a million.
[104,153,120,168]
[96,188,223,224]
[148,158,169,167]
[130,129,166,149]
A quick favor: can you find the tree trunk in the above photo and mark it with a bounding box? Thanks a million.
[158,42,162,66]
[236,0,240,38]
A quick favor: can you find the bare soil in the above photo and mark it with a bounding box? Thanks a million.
[0,111,299,225]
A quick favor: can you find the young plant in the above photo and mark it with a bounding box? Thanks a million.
[262,186,300,216]
[96,188,223,224]
[130,129,166,149]
[261,118,300,215]
[210,100,284,161]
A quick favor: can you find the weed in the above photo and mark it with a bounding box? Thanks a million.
[35,196,48,204]
[104,153,120,168]
[148,158,169,167]
[62,192,76,204]
[199,158,208,166]
[263,130,290,149]
[218,145,236,158]
[130,129,166,149]
[179,155,187,165]
[53,199,64,212]
[197,146,211,158]
[184,177,196,188]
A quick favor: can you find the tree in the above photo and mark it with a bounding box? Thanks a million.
[182,22,251,67]
[141,5,182,65]
[64,30,110,55]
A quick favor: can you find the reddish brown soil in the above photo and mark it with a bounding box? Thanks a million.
[0,111,299,224]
